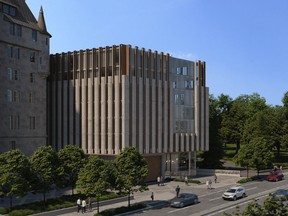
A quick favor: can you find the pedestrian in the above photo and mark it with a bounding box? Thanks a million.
[151,192,154,201]
[175,185,180,197]
[81,199,86,213]
[209,179,212,189]
[214,174,217,183]
[184,176,188,185]
[157,176,160,186]
[77,198,81,213]
[206,179,209,189]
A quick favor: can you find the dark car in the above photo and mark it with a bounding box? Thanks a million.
[170,193,199,208]
[272,189,288,199]
[267,171,284,181]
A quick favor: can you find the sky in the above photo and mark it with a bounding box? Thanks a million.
[26,0,288,106]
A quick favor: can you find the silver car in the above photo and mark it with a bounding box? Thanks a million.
[222,186,246,201]
[170,193,199,208]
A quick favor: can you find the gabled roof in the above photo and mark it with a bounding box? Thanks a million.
[1,0,51,37]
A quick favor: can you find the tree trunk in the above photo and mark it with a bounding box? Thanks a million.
[236,140,240,154]
[246,166,249,178]
[43,190,46,208]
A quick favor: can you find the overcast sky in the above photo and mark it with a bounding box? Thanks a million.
[26,0,288,106]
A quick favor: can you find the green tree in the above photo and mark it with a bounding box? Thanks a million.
[233,142,252,177]
[0,150,31,210]
[76,156,113,213]
[30,146,63,206]
[114,147,148,207]
[221,93,267,153]
[58,145,87,194]
[201,94,225,168]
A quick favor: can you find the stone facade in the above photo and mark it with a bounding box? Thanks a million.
[0,0,51,155]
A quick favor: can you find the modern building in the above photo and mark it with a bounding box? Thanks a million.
[49,46,209,180]
[0,1,209,180]
[0,0,51,155]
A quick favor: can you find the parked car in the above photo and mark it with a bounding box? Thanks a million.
[272,189,288,199]
[170,193,199,208]
[267,171,284,181]
[222,186,246,201]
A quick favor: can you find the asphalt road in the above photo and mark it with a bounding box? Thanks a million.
[133,178,288,216]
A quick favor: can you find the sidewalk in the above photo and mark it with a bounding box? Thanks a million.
[54,175,243,216]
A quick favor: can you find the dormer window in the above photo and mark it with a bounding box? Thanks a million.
[32,30,37,42]
[2,3,16,16]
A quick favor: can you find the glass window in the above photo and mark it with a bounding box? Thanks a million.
[3,4,9,14]
[29,92,33,103]
[172,81,177,88]
[9,7,16,16]
[7,89,12,102]
[10,23,15,35]
[32,30,37,42]
[30,52,35,62]
[29,116,36,129]
[16,48,20,59]
[14,70,18,80]
[30,73,34,82]
[182,67,188,75]
[184,80,193,89]
[7,68,13,80]
[16,25,22,37]
[13,90,19,102]
[9,47,13,58]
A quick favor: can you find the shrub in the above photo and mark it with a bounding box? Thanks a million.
[9,209,35,216]
[0,207,9,214]
[174,178,201,184]
[237,176,260,184]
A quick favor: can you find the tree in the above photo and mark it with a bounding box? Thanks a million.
[201,94,225,168]
[58,145,87,194]
[234,137,274,177]
[221,93,267,153]
[114,147,148,207]
[76,156,113,213]
[0,150,31,210]
[30,146,63,206]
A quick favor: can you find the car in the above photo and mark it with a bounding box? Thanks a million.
[170,193,199,208]
[267,171,284,181]
[272,189,288,199]
[222,186,246,201]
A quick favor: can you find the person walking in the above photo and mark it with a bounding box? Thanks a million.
[157,176,161,186]
[175,185,180,197]
[151,192,154,201]
[81,199,86,213]
[77,198,81,213]
[185,176,188,185]
[214,174,217,183]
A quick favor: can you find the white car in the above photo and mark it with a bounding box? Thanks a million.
[222,186,246,201]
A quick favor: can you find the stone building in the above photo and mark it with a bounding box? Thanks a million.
[0,0,51,155]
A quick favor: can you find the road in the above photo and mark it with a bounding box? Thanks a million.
[133,178,288,216]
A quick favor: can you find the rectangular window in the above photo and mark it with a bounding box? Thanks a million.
[7,68,13,80]
[182,67,188,76]
[7,89,12,102]
[13,90,19,102]
[184,80,194,89]
[32,30,37,42]
[10,47,13,58]
[30,73,34,82]
[30,52,35,62]
[16,48,20,59]
[29,116,36,130]
[175,93,185,105]
[29,92,33,103]
[14,70,18,80]
[172,81,177,88]
[9,116,20,130]
[16,25,22,37]
[10,23,15,35]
